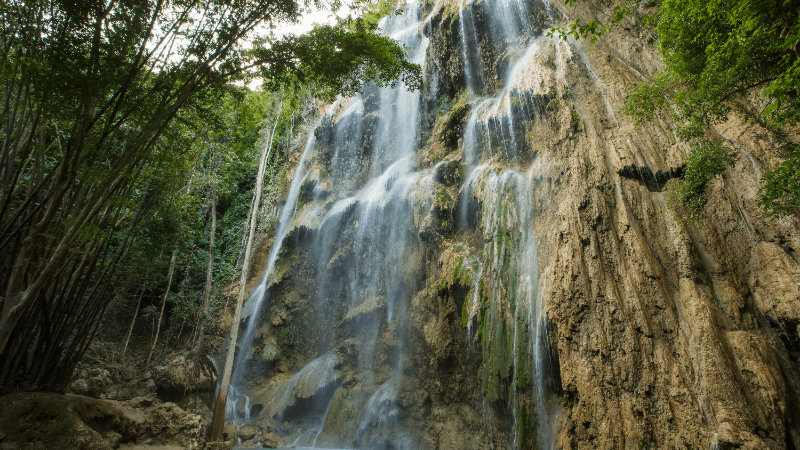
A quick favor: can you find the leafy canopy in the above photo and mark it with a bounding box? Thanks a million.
[0,0,422,388]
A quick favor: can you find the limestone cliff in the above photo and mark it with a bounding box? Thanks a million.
[229,1,800,448]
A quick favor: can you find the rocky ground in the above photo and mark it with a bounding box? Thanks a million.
[4,274,278,449]
[0,391,229,450]
[0,282,285,449]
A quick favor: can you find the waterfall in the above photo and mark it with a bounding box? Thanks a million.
[226,0,568,448]
[225,127,317,425]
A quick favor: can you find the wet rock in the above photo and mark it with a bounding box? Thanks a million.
[441,107,471,151]
[265,354,340,421]
[261,432,280,448]
[340,296,387,328]
[223,422,237,442]
[222,0,800,448]
[237,423,258,442]
[433,160,463,186]
[418,214,443,243]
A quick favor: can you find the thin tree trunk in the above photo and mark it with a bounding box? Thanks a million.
[122,282,147,358]
[194,186,217,355]
[210,98,282,440]
[146,248,177,368]
[169,245,194,349]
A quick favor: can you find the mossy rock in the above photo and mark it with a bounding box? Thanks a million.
[434,159,463,186]
[442,104,471,150]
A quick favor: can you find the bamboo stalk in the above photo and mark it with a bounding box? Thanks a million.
[146,248,178,368]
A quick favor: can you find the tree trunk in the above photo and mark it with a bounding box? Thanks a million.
[194,186,217,355]
[122,283,147,358]
[210,99,282,441]
[146,248,178,368]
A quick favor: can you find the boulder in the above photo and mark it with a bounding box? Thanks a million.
[155,355,216,394]
[0,392,204,449]
[223,422,238,442]
[68,368,112,398]
[237,423,258,442]
[261,432,280,448]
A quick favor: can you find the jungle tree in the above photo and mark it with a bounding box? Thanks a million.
[0,0,420,390]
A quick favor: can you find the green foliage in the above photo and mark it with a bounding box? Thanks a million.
[759,145,800,217]
[0,0,419,387]
[361,0,401,27]
[634,0,800,218]
[544,54,557,71]
[262,344,279,361]
[571,109,582,130]
[479,226,517,401]
[436,190,453,208]
[670,139,737,224]
[276,309,307,367]
[442,104,471,149]
[327,389,358,421]
[457,163,467,180]
[561,0,800,220]
[0,0,420,326]
[127,88,306,348]
[619,72,672,123]
[647,0,795,218]
[514,396,539,449]
[256,17,423,101]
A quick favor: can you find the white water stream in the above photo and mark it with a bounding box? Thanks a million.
[226,0,567,448]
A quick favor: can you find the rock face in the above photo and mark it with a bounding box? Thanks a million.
[0,392,206,450]
[226,0,800,449]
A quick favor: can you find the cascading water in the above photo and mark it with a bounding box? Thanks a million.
[462,163,558,449]
[226,3,429,447]
[224,130,317,426]
[226,0,572,448]
[450,2,567,445]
